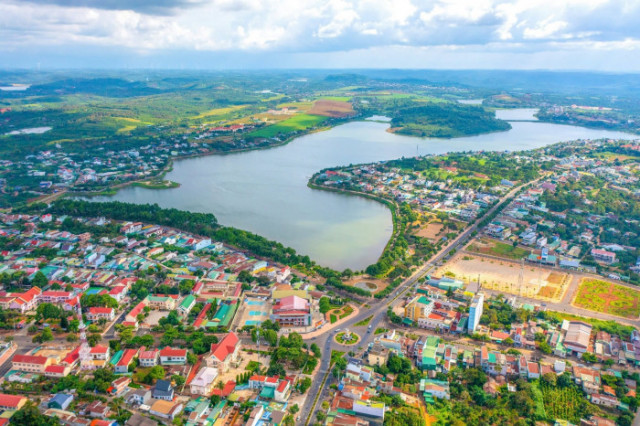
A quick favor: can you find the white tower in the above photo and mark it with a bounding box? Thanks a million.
[77,301,92,370]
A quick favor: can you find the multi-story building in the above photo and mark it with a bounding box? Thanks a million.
[207,332,240,372]
[271,295,311,327]
[12,354,53,373]
[468,293,484,333]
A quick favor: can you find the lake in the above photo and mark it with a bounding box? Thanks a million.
[496,108,539,121]
[94,117,635,271]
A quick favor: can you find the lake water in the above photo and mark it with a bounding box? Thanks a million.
[94,116,635,270]
[496,108,539,121]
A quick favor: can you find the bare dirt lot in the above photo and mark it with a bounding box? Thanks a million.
[436,253,570,303]
[415,222,445,241]
[308,100,355,117]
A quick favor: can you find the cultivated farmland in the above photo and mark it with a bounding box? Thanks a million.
[308,99,355,117]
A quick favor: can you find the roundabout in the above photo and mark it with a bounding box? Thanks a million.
[334,329,360,346]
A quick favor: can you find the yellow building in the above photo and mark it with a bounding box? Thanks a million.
[404,296,433,322]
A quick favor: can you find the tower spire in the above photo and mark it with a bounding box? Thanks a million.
[77,298,92,370]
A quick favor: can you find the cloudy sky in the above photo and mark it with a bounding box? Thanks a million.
[1,0,639,70]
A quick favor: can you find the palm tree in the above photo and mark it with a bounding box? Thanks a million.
[109,396,125,417]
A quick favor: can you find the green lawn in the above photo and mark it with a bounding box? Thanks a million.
[248,114,327,138]
[573,279,640,318]
[339,305,354,319]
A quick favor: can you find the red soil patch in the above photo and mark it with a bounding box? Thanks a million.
[308,100,355,118]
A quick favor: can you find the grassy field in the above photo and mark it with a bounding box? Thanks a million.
[190,104,248,120]
[467,239,531,260]
[573,279,640,318]
[248,113,328,138]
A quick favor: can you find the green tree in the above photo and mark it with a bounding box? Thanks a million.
[172,375,186,388]
[11,402,60,426]
[32,271,48,288]
[145,365,165,383]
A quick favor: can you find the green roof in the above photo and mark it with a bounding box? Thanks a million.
[179,295,195,309]
[260,386,275,399]
[417,296,432,306]
[211,302,238,328]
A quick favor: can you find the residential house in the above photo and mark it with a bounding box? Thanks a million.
[127,388,152,406]
[149,400,183,421]
[420,379,450,400]
[48,394,73,411]
[110,376,131,395]
[86,400,109,418]
[189,367,218,396]
[115,349,137,374]
[139,349,159,367]
[87,307,115,322]
[153,379,175,401]
[159,347,187,365]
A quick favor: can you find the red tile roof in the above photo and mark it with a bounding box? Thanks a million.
[91,345,109,354]
[0,393,25,408]
[139,350,159,359]
[63,345,81,365]
[118,349,137,367]
[41,290,72,298]
[210,332,239,363]
[45,365,67,373]
[12,354,48,365]
[277,380,289,393]
[160,347,186,357]
[88,307,114,314]
[128,301,145,318]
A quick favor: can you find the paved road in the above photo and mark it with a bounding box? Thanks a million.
[300,178,536,424]
[0,332,39,378]
[103,309,129,340]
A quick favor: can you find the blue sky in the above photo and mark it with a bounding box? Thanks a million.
[1,0,640,70]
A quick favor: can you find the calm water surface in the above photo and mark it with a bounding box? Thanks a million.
[95,117,634,270]
[496,108,539,121]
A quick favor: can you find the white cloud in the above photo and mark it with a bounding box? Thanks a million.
[1,0,639,69]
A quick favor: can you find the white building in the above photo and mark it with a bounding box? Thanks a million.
[468,293,484,333]
[189,367,218,396]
